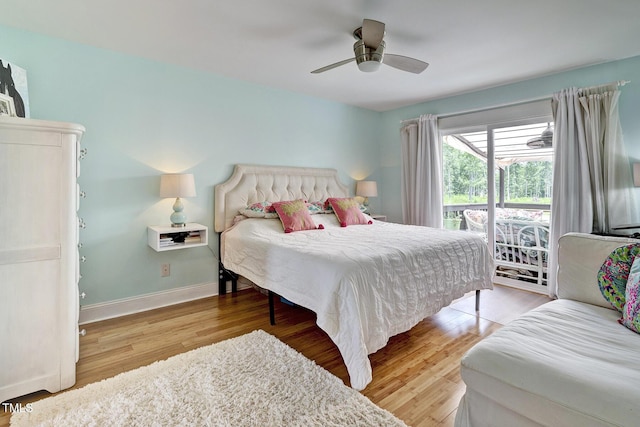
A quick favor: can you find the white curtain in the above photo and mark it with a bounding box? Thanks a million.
[400,114,443,227]
[548,84,637,297]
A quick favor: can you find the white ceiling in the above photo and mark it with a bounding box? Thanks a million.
[2,0,640,112]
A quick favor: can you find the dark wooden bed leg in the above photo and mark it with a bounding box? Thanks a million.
[268,291,275,325]
[218,261,238,295]
[218,235,238,295]
[475,290,480,312]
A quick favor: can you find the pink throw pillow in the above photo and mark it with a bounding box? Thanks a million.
[327,197,373,227]
[272,200,323,233]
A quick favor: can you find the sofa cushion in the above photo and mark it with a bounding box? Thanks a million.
[495,208,543,221]
[621,256,640,333]
[557,233,640,308]
[460,299,640,426]
[597,243,640,312]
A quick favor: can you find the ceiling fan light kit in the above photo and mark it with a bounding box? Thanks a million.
[354,38,384,72]
[311,19,429,75]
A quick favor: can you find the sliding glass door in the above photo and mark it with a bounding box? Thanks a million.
[442,120,554,293]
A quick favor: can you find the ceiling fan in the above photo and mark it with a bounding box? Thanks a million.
[526,124,554,149]
[311,19,429,74]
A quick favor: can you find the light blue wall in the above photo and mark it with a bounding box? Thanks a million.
[378,55,640,222]
[0,25,383,304]
[4,22,639,306]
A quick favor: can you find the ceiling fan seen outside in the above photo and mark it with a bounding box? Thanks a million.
[311,19,429,75]
[526,123,554,149]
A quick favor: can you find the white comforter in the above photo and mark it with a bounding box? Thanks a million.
[222,215,493,390]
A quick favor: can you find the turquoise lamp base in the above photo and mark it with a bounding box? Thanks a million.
[170,197,187,227]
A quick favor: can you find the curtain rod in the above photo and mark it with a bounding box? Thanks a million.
[400,95,551,124]
[400,80,631,124]
[581,79,630,91]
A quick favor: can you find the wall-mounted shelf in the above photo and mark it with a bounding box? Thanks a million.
[147,223,208,252]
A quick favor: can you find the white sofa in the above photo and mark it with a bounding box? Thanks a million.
[455,232,640,427]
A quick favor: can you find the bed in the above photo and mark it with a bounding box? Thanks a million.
[215,164,494,390]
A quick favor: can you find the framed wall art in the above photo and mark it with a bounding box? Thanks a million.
[0,59,30,118]
[0,92,16,116]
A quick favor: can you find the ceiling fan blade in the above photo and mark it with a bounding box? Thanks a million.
[311,58,355,74]
[383,54,429,74]
[362,19,385,48]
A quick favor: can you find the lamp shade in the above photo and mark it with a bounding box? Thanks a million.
[356,180,378,198]
[160,174,196,198]
[634,163,640,187]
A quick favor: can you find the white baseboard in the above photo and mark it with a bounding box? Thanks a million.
[79,280,251,325]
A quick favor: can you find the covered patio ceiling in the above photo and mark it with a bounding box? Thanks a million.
[444,122,553,167]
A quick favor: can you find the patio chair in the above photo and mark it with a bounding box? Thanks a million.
[463,208,549,288]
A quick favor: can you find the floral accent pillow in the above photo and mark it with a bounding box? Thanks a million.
[598,244,640,313]
[239,201,278,218]
[327,197,373,227]
[272,199,323,233]
[620,256,640,334]
[307,201,332,215]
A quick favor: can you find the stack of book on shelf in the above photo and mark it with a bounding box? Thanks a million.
[158,230,202,248]
[183,231,202,244]
[159,235,177,248]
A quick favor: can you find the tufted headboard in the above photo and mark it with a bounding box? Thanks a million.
[214,164,350,232]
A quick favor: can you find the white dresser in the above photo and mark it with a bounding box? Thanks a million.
[0,117,85,402]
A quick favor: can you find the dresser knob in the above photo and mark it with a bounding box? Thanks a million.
[79,329,87,336]
[78,242,83,249]
[79,148,88,160]
[79,191,86,198]
[78,218,86,229]
[80,292,86,299]
[80,256,87,263]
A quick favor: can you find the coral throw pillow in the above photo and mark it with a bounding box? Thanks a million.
[272,200,323,233]
[598,244,640,313]
[621,256,640,334]
[327,197,372,227]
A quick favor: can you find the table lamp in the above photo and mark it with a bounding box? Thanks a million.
[356,180,377,213]
[160,173,196,227]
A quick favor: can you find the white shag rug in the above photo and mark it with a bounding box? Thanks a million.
[12,330,406,427]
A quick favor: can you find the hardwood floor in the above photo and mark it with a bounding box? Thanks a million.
[1,285,550,427]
